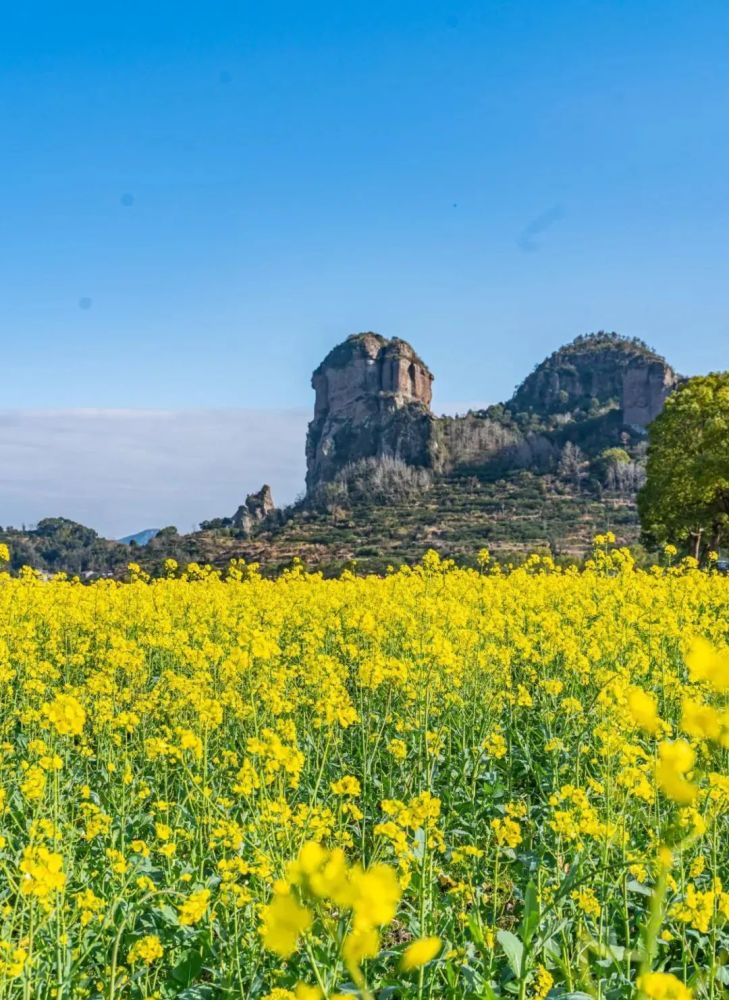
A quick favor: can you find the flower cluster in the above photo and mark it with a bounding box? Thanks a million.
[0,544,724,997]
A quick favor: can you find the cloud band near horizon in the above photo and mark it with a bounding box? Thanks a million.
[0,409,309,538]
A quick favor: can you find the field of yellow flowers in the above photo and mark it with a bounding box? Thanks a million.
[0,541,727,1000]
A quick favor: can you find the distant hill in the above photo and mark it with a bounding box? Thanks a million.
[0,518,128,576]
[0,331,684,577]
[118,528,160,546]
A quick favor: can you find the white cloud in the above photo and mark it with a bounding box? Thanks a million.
[0,409,309,538]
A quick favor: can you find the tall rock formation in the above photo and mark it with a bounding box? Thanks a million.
[232,484,276,535]
[510,332,677,427]
[306,333,435,491]
[305,330,678,498]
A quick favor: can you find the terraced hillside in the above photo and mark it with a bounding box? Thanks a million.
[130,468,640,577]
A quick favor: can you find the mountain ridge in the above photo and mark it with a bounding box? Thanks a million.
[0,331,682,576]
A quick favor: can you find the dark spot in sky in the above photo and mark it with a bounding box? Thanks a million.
[452,202,458,208]
[78,297,92,310]
[120,193,134,207]
[517,205,565,252]
[219,70,232,84]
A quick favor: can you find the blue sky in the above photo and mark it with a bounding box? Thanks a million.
[1,0,729,532]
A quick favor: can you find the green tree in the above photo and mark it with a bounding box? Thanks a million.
[638,372,729,559]
[594,447,630,479]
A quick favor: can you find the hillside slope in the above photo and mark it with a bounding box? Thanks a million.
[1,332,677,576]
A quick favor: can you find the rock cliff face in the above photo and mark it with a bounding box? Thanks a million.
[621,361,676,427]
[306,333,435,490]
[510,332,676,426]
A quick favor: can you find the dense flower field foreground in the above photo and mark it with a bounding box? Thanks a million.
[0,546,728,1000]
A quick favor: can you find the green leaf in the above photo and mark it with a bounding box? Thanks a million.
[158,904,179,925]
[444,961,458,988]
[542,936,562,963]
[175,988,214,1000]
[468,913,485,948]
[171,950,204,986]
[521,880,540,944]
[626,879,652,897]
[587,937,647,965]
[497,929,524,978]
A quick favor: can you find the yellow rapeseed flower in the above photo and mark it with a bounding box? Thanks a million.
[178,887,211,926]
[128,934,164,964]
[656,740,698,804]
[42,693,86,737]
[331,775,361,797]
[401,936,442,971]
[638,972,692,1000]
[349,863,401,929]
[685,638,729,692]
[627,687,661,734]
[19,846,65,902]
[0,941,27,978]
[260,891,313,958]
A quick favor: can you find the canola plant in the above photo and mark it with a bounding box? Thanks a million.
[0,540,727,999]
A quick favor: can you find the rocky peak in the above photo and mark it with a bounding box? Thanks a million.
[232,484,276,535]
[246,484,275,519]
[306,333,434,491]
[510,332,676,427]
[311,332,433,412]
